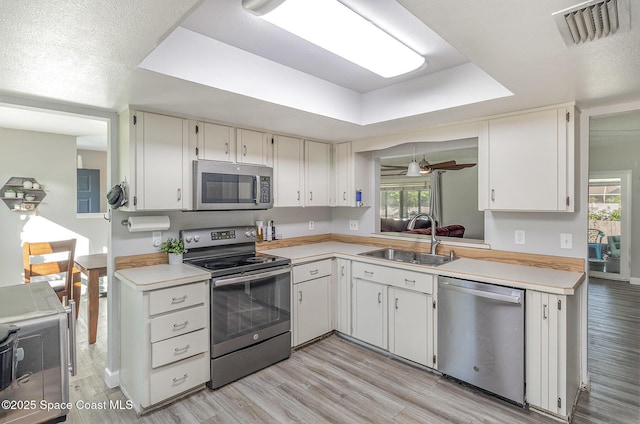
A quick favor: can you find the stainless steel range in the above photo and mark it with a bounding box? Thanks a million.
[181,226,291,389]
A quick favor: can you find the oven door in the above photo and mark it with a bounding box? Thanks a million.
[210,266,291,358]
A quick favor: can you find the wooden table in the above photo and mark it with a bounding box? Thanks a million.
[74,253,107,344]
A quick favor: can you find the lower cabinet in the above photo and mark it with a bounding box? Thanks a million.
[119,279,210,412]
[292,259,332,346]
[526,289,581,418]
[353,278,388,350]
[351,261,435,362]
[335,258,352,335]
[388,287,433,367]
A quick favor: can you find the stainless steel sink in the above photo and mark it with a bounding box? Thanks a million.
[358,248,453,266]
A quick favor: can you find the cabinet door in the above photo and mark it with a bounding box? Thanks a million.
[304,140,330,206]
[388,288,431,366]
[334,142,352,206]
[353,278,387,349]
[526,291,566,415]
[274,135,303,206]
[137,112,187,210]
[336,259,352,335]
[294,276,331,346]
[199,122,233,162]
[237,128,267,165]
[485,108,572,211]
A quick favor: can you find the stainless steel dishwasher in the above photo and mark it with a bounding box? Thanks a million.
[437,276,525,405]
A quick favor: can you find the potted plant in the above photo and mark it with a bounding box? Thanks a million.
[16,190,24,199]
[4,189,16,198]
[160,238,187,264]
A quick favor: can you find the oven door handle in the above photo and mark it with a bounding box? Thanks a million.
[213,266,291,287]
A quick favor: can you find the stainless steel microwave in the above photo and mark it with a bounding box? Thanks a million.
[194,160,273,210]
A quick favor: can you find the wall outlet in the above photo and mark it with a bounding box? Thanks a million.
[152,231,162,247]
[515,230,525,245]
[349,220,359,231]
[560,233,573,249]
[308,220,315,230]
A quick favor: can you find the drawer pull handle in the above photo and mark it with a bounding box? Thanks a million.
[173,320,189,329]
[172,373,188,384]
[174,344,190,353]
[395,298,399,310]
[310,269,319,275]
[377,292,382,304]
[404,279,416,284]
[543,304,548,320]
[341,266,345,277]
[364,270,374,276]
[171,295,187,304]
[299,291,303,302]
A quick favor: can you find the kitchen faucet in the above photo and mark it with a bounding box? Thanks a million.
[406,213,440,255]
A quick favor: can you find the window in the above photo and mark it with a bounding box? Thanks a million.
[380,184,430,219]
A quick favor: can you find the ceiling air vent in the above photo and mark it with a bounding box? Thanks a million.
[553,0,630,45]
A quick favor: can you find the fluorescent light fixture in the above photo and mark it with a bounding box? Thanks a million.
[243,0,426,78]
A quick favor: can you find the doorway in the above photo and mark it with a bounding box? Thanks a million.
[587,171,631,280]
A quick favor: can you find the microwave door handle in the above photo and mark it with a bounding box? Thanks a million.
[254,175,259,204]
[213,267,291,287]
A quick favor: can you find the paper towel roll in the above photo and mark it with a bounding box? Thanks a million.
[127,215,170,232]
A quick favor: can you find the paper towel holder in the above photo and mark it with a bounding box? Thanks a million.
[122,215,171,232]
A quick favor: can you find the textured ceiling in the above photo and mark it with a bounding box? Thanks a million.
[0,0,639,144]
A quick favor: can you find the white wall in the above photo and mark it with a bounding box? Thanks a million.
[0,127,108,286]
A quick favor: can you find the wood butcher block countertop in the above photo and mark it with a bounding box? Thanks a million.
[263,242,585,295]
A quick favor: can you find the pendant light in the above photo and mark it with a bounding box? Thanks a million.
[406,145,421,177]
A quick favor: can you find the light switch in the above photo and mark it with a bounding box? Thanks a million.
[560,233,572,249]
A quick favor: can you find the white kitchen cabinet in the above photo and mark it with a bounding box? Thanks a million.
[333,142,352,206]
[304,140,331,206]
[274,135,303,207]
[118,109,192,211]
[388,287,432,367]
[353,278,387,350]
[292,260,332,346]
[119,278,210,412]
[236,128,269,165]
[335,258,352,335]
[526,289,581,419]
[197,121,234,162]
[479,105,576,212]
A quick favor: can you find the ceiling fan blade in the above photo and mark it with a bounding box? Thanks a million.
[428,160,457,169]
[381,165,408,170]
[437,163,477,170]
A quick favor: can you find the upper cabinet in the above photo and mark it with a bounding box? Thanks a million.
[478,105,576,212]
[333,142,352,206]
[236,128,270,165]
[118,110,193,211]
[274,135,303,207]
[273,137,330,207]
[305,140,331,207]
[196,122,234,162]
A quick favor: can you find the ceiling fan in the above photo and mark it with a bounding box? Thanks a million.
[381,156,476,176]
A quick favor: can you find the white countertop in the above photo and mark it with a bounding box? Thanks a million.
[264,242,585,295]
[115,263,211,291]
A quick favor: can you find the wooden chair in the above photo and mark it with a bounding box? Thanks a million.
[23,239,81,316]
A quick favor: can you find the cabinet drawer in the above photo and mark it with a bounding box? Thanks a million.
[149,353,209,406]
[150,305,207,343]
[149,282,207,316]
[151,328,208,368]
[293,259,332,282]
[352,262,433,294]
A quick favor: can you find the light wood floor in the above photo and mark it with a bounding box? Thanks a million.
[66,278,640,423]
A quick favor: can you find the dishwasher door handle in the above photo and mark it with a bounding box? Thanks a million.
[441,282,521,304]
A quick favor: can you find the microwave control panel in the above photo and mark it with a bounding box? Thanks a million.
[259,177,271,203]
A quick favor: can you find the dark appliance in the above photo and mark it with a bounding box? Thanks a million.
[181,226,291,389]
[193,160,274,210]
[0,282,77,424]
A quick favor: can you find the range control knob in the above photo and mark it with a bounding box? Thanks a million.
[193,235,200,242]
[185,236,193,243]
[251,230,257,237]
[245,230,252,238]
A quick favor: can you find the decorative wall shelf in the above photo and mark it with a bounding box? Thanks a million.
[1,176,46,212]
